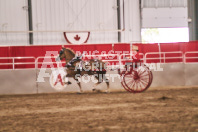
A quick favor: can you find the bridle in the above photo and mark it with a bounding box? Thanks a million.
[58,48,73,62]
[59,48,66,60]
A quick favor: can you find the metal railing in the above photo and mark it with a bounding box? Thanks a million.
[83,54,121,69]
[0,57,35,70]
[35,56,65,69]
[120,53,144,61]
[184,51,198,63]
[1,51,198,70]
[145,51,184,63]
[83,53,145,68]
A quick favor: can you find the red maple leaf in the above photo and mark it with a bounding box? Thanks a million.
[74,35,80,41]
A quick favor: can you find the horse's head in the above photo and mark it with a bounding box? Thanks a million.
[56,47,66,62]
[56,47,75,62]
[59,48,66,60]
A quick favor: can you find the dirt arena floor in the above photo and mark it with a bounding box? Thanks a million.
[0,87,198,132]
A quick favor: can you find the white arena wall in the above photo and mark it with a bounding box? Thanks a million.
[0,0,188,45]
[0,0,141,45]
[0,69,37,94]
[0,63,197,95]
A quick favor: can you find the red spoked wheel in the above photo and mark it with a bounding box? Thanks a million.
[121,65,153,93]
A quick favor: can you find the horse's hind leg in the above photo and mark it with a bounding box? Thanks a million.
[92,73,110,93]
[92,75,101,92]
[92,82,101,92]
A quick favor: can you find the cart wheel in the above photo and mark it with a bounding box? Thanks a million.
[121,71,131,92]
[122,65,153,93]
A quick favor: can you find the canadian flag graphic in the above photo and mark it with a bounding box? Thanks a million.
[63,32,90,44]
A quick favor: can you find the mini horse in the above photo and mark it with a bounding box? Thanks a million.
[57,47,109,93]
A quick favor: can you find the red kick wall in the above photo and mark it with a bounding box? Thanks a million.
[0,42,198,69]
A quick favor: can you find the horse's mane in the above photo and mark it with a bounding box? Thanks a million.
[65,48,75,56]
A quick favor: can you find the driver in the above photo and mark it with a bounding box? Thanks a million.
[125,45,140,71]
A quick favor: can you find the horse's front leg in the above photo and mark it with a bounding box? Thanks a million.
[73,76,83,93]
[63,74,72,85]
[103,75,110,93]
